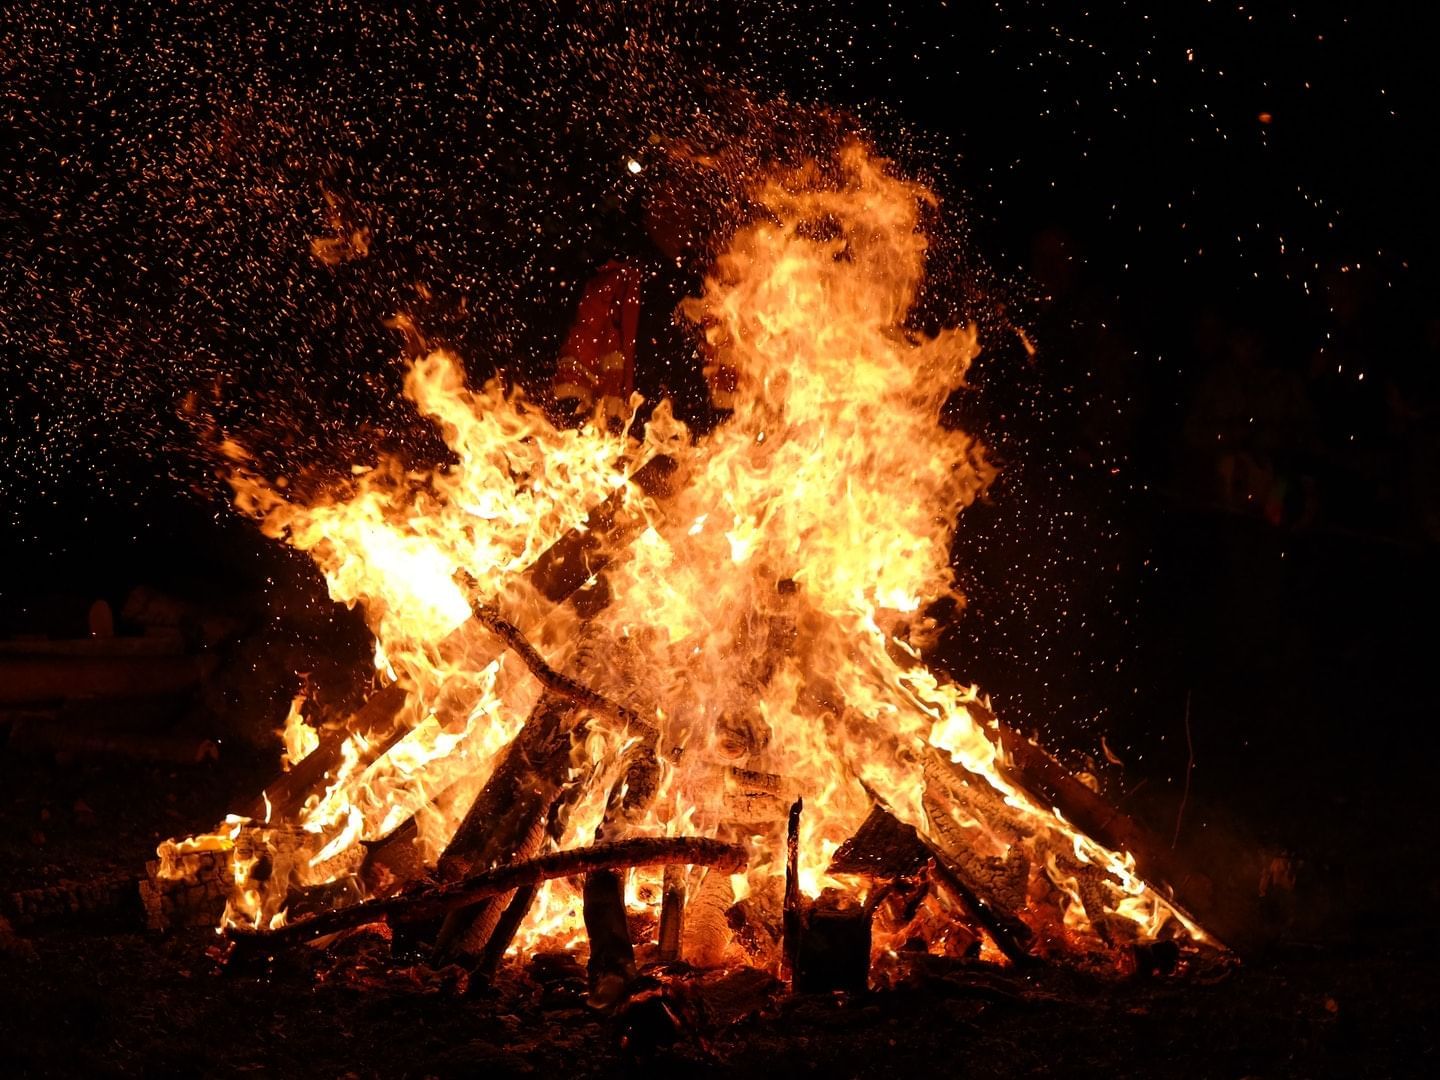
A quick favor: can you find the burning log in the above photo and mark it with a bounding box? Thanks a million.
[992,718,1185,900]
[359,774,475,895]
[141,846,232,931]
[433,690,581,965]
[476,882,540,976]
[918,793,1035,965]
[828,804,932,880]
[581,750,662,1001]
[225,836,746,955]
[246,681,409,822]
[685,864,735,969]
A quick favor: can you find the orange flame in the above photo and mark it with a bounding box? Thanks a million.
[171,141,1208,965]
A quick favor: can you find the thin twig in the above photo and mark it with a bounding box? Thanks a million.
[1172,691,1194,850]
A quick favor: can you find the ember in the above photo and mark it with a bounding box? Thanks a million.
[150,142,1221,994]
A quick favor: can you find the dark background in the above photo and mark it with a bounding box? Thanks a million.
[4,1,1439,944]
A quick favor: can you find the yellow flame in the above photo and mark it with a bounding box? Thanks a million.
[169,141,1205,964]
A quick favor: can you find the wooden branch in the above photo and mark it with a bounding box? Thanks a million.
[226,837,746,955]
[433,692,580,964]
[463,599,653,739]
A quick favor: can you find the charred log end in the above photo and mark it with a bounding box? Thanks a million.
[793,890,872,994]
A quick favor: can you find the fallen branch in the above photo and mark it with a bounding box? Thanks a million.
[227,836,746,955]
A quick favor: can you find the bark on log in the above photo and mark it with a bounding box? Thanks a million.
[828,803,932,879]
[141,848,232,931]
[225,837,746,955]
[916,820,1034,966]
[583,868,636,1004]
[4,871,139,928]
[993,721,1177,892]
[685,865,734,968]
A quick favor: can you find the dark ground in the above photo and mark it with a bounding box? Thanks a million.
[2,506,1437,1079]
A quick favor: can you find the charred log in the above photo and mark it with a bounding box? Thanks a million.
[792,888,872,994]
[4,871,139,928]
[783,797,803,983]
[828,803,932,879]
[583,868,636,1006]
[140,848,231,931]
[433,691,581,965]
[476,881,540,976]
[656,864,685,962]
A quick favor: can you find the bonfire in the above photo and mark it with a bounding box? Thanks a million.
[146,143,1221,997]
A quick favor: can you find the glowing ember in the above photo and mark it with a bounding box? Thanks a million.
[162,141,1211,971]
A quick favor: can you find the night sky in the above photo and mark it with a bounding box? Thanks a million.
[4,2,1436,752]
